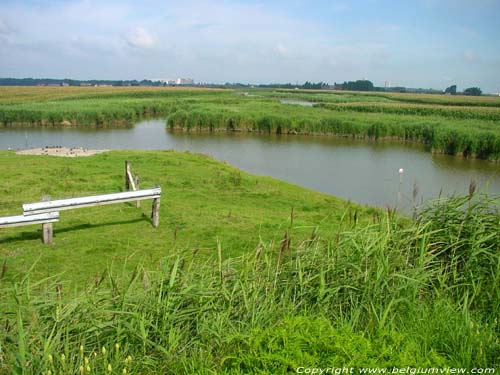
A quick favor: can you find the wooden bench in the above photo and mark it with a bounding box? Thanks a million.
[21,187,161,244]
[0,212,60,244]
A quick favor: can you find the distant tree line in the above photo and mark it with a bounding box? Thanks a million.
[463,87,482,96]
[334,80,374,91]
[444,84,482,96]
[0,78,173,87]
[0,78,483,96]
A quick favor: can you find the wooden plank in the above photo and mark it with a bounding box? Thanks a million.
[23,188,161,215]
[0,212,60,228]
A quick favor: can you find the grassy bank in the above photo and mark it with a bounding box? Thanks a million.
[0,151,499,373]
[0,150,358,284]
[1,86,500,160]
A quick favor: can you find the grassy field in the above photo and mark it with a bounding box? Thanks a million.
[0,86,500,160]
[0,151,499,373]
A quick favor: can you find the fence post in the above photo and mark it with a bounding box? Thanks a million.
[42,223,53,244]
[125,160,130,191]
[151,187,160,228]
[41,195,53,244]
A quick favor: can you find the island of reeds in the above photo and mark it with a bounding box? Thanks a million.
[0,150,499,373]
[1,86,500,160]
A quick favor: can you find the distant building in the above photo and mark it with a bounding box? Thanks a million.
[175,78,194,85]
[155,78,195,85]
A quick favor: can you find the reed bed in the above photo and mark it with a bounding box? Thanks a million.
[268,89,500,107]
[2,86,500,160]
[167,102,500,160]
[0,89,237,127]
[1,194,499,373]
[315,102,500,121]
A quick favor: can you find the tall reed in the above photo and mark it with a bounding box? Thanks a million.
[1,194,498,373]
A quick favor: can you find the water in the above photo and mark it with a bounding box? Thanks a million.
[280,99,315,107]
[1,119,499,210]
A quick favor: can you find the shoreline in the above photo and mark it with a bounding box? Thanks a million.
[16,146,108,157]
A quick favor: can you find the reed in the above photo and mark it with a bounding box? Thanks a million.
[167,103,500,160]
[1,194,498,372]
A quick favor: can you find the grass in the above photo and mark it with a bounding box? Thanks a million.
[0,151,499,373]
[1,87,500,160]
[0,150,364,285]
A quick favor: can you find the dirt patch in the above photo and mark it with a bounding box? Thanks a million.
[16,147,108,157]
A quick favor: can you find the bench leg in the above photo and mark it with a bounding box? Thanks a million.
[42,223,53,244]
[151,198,160,228]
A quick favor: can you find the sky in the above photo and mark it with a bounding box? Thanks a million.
[0,0,499,92]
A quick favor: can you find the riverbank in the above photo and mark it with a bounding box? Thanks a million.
[16,146,108,157]
[0,150,498,372]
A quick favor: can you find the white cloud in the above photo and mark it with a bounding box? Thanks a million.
[126,26,158,49]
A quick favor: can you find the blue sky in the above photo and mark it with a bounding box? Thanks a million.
[0,0,499,92]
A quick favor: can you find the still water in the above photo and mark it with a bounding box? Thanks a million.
[1,119,499,210]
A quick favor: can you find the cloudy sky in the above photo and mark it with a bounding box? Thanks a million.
[1,0,499,92]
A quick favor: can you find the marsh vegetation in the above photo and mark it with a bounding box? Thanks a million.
[1,86,500,160]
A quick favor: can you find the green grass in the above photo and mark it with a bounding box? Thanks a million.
[0,151,499,373]
[0,150,363,285]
